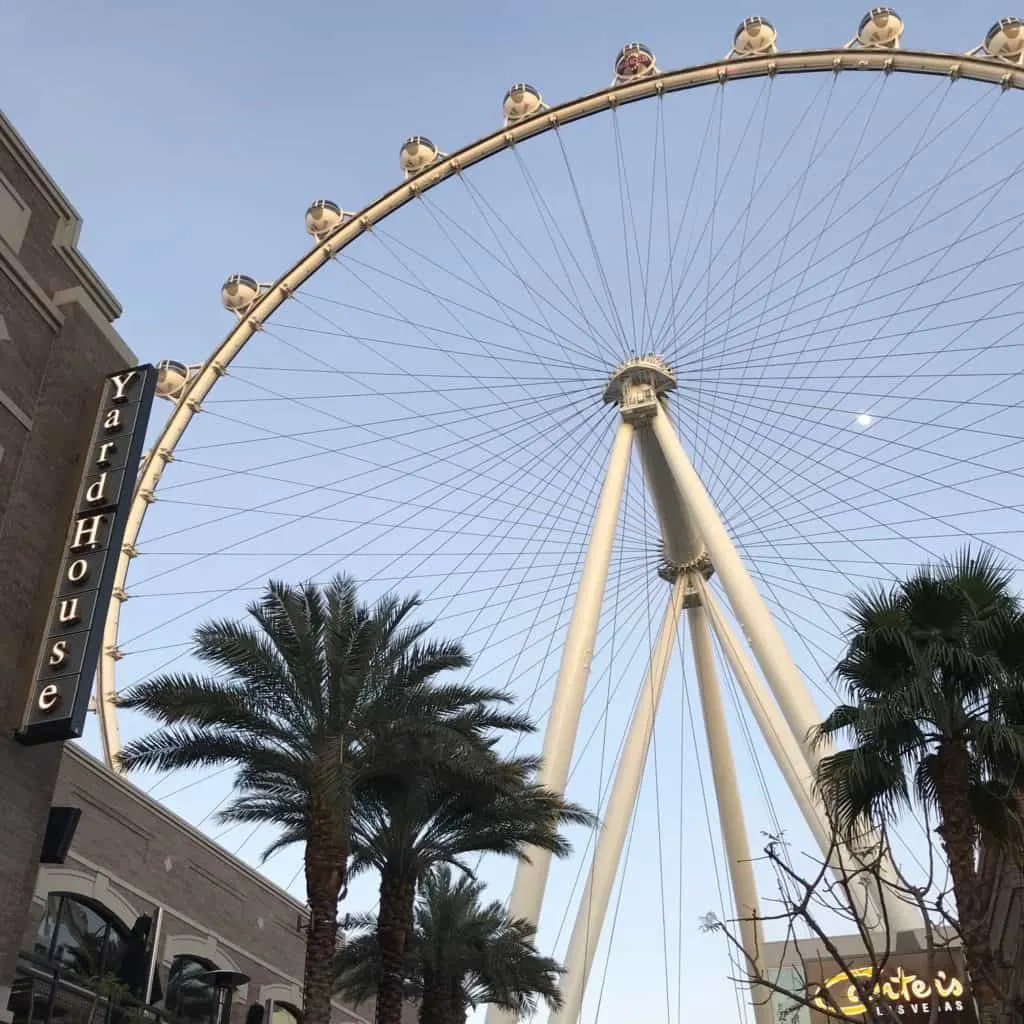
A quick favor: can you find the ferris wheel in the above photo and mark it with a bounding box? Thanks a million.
[88,10,1024,1024]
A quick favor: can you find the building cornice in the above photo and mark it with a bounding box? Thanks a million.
[52,217,122,322]
[52,286,134,364]
[0,109,122,322]
[0,112,76,220]
[0,233,63,330]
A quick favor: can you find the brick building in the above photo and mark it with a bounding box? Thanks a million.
[0,110,374,1024]
[0,105,136,1020]
[22,746,373,1024]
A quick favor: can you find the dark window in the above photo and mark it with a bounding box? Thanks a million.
[165,955,218,1024]
[34,894,129,982]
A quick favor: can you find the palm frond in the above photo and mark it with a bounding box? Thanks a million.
[820,545,1024,881]
[407,867,564,1020]
[116,726,290,774]
[969,718,1024,779]
[814,747,911,836]
[968,778,1024,848]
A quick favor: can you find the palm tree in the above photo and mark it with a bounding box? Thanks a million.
[418,868,564,1024]
[347,751,592,1024]
[336,867,564,1024]
[116,576,534,1024]
[813,548,1024,1023]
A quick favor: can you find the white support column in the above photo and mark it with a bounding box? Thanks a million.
[697,579,834,855]
[648,405,824,760]
[505,419,636,928]
[648,408,920,934]
[697,564,921,935]
[688,597,773,1024]
[549,578,686,1024]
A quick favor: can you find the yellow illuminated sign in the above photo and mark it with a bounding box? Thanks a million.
[811,963,969,1019]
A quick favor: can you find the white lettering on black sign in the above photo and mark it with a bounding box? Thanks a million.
[18,365,157,746]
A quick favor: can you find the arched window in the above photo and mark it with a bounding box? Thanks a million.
[270,1003,301,1024]
[165,955,218,1024]
[35,893,129,982]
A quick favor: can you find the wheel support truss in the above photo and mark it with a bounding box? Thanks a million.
[487,398,920,1024]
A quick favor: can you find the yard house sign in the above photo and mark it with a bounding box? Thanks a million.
[18,365,156,745]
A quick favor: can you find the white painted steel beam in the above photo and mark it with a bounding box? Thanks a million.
[505,419,635,927]
[549,578,686,1024]
[688,597,772,1024]
[648,404,826,763]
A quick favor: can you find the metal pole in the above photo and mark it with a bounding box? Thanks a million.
[688,597,773,1024]
[505,419,635,927]
[648,408,920,934]
[697,580,834,854]
[695,551,921,934]
[143,907,164,1005]
[487,420,634,1024]
[549,579,686,1024]
[647,405,825,759]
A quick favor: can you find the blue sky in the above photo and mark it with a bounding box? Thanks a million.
[2,0,1000,364]
[4,3,1023,1024]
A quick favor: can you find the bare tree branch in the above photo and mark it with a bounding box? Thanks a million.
[700,823,981,1024]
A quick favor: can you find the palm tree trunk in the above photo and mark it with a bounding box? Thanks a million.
[375,872,416,1024]
[417,965,446,1024]
[304,835,345,1024]
[1012,786,1024,868]
[934,740,1007,1023]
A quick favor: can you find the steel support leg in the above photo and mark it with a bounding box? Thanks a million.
[504,420,635,927]
[699,580,875,929]
[649,408,920,934]
[648,405,823,760]
[697,579,834,855]
[549,578,686,1024]
[688,596,773,1024]
[688,548,919,933]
